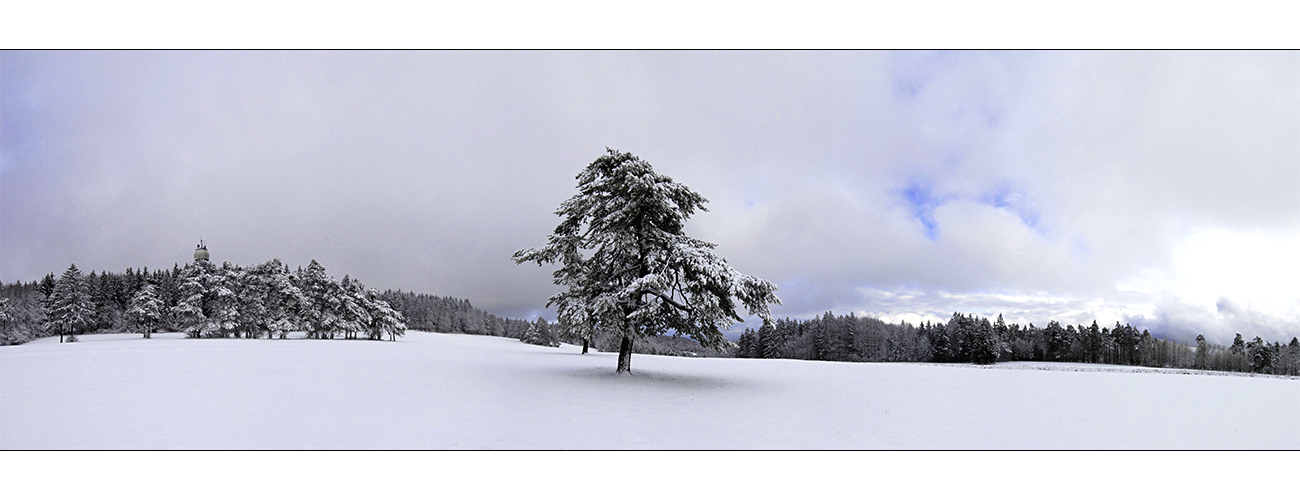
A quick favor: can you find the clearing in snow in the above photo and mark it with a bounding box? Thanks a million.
[2,331,1296,449]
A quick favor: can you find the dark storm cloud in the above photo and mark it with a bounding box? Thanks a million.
[3,51,1298,342]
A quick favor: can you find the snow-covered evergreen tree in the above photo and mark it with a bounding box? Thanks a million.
[363,288,406,341]
[514,149,780,373]
[173,261,211,338]
[1044,320,1068,361]
[125,283,164,338]
[46,264,95,343]
[1195,334,1209,369]
[1230,333,1246,355]
[209,262,242,338]
[537,317,558,346]
[0,298,11,330]
[229,262,270,338]
[1247,336,1273,373]
[298,260,339,339]
[259,260,306,339]
[0,297,24,345]
[520,321,540,345]
[1289,338,1300,376]
[337,276,371,340]
[38,273,57,302]
[1081,320,1105,364]
[994,314,1011,359]
[968,317,999,365]
[521,317,559,347]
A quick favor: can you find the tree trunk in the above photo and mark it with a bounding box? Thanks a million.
[582,338,589,354]
[617,335,634,373]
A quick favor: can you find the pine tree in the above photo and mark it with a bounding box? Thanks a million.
[1247,336,1273,373]
[47,264,95,343]
[208,262,242,338]
[125,283,164,338]
[1044,320,1068,361]
[1229,333,1247,371]
[968,317,999,365]
[1230,333,1246,355]
[929,320,953,362]
[337,276,371,340]
[513,149,780,373]
[1082,320,1104,364]
[263,260,307,339]
[810,315,830,361]
[362,288,406,341]
[299,260,338,339]
[38,273,57,301]
[520,317,560,347]
[994,314,1011,359]
[229,262,269,338]
[536,317,558,347]
[1289,338,1300,376]
[0,298,14,341]
[757,322,778,359]
[736,328,758,358]
[1195,334,1209,369]
[173,261,210,338]
[520,321,540,344]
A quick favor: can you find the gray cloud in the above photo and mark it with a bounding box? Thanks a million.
[3,51,1298,343]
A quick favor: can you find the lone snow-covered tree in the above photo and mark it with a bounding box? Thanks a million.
[514,149,780,373]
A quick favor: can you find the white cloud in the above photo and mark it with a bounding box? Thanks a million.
[3,51,1298,343]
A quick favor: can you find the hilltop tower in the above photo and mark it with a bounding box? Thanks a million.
[194,239,210,262]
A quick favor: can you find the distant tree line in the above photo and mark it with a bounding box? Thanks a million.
[736,311,1300,376]
[6,265,1296,376]
[377,290,533,340]
[1,259,407,344]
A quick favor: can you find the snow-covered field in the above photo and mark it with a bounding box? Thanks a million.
[2,331,1297,449]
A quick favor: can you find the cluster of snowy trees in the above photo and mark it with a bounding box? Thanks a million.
[737,311,1300,375]
[1,281,49,345]
[0,259,407,344]
[169,259,406,341]
[520,318,561,347]
[1202,333,1298,374]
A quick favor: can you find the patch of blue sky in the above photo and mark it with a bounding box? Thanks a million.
[898,179,947,240]
[887,50,960,99]
[980,181,1044,234]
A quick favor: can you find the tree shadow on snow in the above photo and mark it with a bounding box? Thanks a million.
[555,365,753,391]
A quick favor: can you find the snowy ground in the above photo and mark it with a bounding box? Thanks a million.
[2,331,1297,449]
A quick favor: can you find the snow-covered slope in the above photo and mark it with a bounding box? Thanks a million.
[2,331,1297,449]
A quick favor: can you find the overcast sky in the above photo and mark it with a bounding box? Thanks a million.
[3,51,1297,344]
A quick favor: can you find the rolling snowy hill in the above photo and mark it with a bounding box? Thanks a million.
[2,331,1297,449]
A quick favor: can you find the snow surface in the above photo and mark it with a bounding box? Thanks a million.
[3,331,1297,449]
